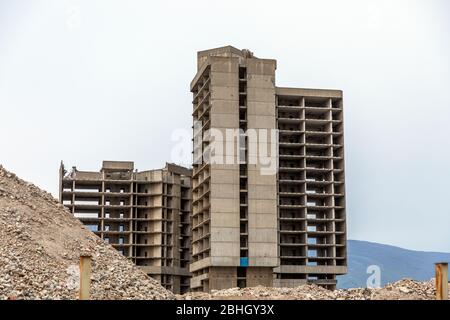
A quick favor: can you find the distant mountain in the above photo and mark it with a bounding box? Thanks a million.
[337,240,450,289]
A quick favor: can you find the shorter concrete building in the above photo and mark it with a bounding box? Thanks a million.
[59,161,192,294]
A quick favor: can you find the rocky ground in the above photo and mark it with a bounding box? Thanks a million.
[179,278,438,300]
[0,165,174,300]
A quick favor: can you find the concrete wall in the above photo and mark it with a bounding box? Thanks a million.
[209,267,237,290]
[246,58,278,268]
[246,267,273,287]
[209,56,241,268]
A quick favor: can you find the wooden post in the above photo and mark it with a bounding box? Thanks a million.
[435,262,448,300]
[79,255,92,300]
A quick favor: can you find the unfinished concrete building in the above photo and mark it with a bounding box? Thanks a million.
[59,161,192,294]
[190,46,347,291]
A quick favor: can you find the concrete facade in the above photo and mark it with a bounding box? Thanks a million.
[190,46,347,291]
[59,161,192,294]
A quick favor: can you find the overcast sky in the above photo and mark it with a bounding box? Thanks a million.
[1,0,449,252]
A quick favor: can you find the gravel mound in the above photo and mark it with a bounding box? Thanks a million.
[0,165,174,300]
[180,279,439,300]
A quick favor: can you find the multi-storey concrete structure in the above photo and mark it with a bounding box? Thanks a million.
[59,161,192,294]
[190,46,347,291]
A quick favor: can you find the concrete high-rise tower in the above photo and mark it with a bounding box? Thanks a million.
[190,46,347,292]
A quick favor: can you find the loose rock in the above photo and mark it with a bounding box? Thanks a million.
[179,278,439,300]
[0,165,174,300]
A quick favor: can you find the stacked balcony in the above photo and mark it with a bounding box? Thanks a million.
[60,162,192,294]
[61,172,134,258]
[277,95,346,287]
[191,66,212,265]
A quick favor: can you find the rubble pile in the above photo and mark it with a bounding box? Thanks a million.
[181,279,438,300]
[335,278,436,300]
[0,165,174,300]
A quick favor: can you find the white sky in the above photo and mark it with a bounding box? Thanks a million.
[1,0,449,251]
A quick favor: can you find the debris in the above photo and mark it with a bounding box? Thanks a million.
[0,165,174,300]
[179,279,440,300]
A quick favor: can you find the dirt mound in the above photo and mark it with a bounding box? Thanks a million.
[0,165,174,300]
[180,279,438,300]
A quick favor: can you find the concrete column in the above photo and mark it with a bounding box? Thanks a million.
[435,262,449,300]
